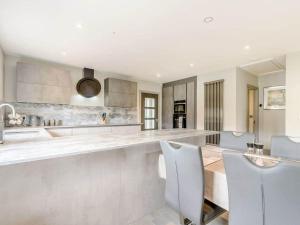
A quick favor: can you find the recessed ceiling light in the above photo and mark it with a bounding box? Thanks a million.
[76,23,83,29]
[203,17,214,23]
[189,63,194,67]
[61,51,67,56]
[244,45,251,50]
[156,73,161,78]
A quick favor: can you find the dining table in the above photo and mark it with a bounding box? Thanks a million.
[159,144,279,211]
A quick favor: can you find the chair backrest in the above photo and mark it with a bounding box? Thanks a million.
[160,141,204,225]
[271,136,300,160]
[263,160,300,225]
[223,150,300,225]
[220,131,255,151]
[222,151,264,225]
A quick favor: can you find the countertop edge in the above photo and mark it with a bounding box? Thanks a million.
[0,130,219,166]
[5,123,143,131]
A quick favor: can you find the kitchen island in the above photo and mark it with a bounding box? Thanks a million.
[0,129,217,225]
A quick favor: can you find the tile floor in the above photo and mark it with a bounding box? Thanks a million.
[129,206,228,225]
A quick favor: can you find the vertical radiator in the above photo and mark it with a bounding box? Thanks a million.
[204,80,224,145]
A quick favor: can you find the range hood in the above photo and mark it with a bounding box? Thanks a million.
[76,68,101,98]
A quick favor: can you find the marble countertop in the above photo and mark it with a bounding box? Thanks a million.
[5,123,142,130]
[0,129,217,166]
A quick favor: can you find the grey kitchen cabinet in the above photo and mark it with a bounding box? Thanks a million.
[16,62,72,104]
[174,83,187,101]
[162,85,174,129]
[162,76,197,129]
[186,81,195,128]
[104,78,137,108]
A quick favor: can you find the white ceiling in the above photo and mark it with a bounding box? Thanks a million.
[1,0,300,83]
[240,56,285,76]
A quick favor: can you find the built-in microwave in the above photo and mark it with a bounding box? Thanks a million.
[174,100,186,114]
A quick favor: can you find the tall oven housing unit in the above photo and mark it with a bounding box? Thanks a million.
[173,100,186,128]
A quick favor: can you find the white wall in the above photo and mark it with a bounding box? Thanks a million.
[236,68,258,132]
[286,51,300,136]
[197,67,260,133]
[4,55,162,127]
[197,68,237,131]
[0,46,4,101]
[258,71,285,148]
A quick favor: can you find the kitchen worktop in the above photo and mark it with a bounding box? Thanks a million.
[0,129,217,166]
[5,123,142,130]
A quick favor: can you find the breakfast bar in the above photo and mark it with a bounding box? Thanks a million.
[0,129,220,225]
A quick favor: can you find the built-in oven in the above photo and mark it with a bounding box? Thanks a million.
[174,100,186,114]
[173,114,186,128]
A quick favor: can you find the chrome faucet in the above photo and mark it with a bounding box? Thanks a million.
[0,103,16,144]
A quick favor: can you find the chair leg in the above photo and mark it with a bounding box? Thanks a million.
[179,214,185,225]
[179,214,192,225]
[202,199,226,224]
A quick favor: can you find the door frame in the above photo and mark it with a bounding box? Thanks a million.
[247,84,259,135]
[140,92,159,131]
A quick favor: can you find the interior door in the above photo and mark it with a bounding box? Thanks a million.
[248,89,255,133]
[247,86,258,134]
[141,93,159,130]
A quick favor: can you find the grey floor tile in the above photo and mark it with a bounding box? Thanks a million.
[130,206,228,225]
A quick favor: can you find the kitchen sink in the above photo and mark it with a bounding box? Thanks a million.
[3,128,52,144]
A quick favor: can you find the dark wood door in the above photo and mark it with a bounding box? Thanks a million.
[141,93,159,130]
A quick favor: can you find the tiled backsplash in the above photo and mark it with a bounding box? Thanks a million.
[7,102,137,126]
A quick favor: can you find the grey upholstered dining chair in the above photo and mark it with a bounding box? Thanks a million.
[222,150,263,225]
[263,159,300,225]
[271,136,300,160]
[160,141,225,225]
[223,150,300,225]
[219,131,255,151]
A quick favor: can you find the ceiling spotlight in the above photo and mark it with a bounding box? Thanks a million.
[76,23,83,29]
[189,63,194,67]
[203,17,214,23]
[156,73,161,78]
[244,45,251,50]
[61,51,67,56]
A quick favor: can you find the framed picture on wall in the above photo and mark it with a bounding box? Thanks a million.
[263,86,286,110]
